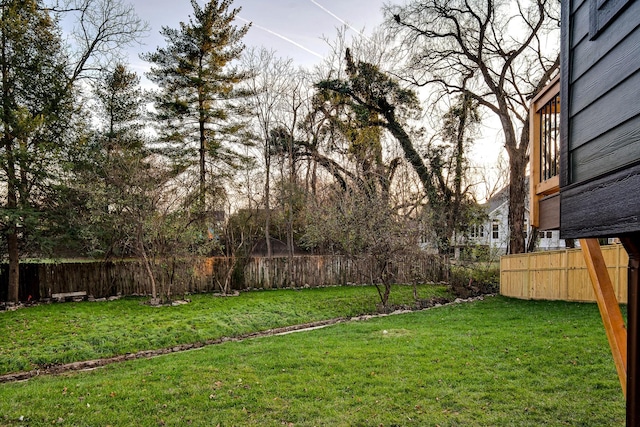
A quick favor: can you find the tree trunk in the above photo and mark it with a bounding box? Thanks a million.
[506,111,533,255]
[138,227,157,303]
[223,256,236,295]
[4,155,19,302]
[4,135,19,302]
[527,225,539,253]
[7,228,19,303]
[507,145,527,254]
[382,110,452,253]
[264,143,272,258]
[287,135,295,260]
[199,95,207,214]
[2,25,18,303]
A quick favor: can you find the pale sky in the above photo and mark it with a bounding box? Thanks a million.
[123,0,504,176]
[128,0,390,74]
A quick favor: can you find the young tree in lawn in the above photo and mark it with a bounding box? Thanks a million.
[303,185,418,310]
[386,0,560,253]
[143,0,251,222]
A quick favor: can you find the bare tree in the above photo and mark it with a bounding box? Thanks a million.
[472,151,510,204]
[277,74,309,260]
[242,48,296,257]
[303,185,418,310]
[56,0,148,84]
[386,0,560,253]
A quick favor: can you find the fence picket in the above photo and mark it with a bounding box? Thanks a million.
[501,245,629,303]
[1,255,446,301]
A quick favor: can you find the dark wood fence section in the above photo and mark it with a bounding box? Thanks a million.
[0,255,446,301]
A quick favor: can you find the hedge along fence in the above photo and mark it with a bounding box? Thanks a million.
[500,244,628,303]
[0,254,447,301]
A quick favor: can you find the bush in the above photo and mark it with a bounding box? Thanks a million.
[448,264,499,298]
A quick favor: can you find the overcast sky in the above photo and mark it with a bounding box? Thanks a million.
[128,0,390,74]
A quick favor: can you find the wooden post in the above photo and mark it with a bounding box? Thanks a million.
[580,239,627,395]
[621,234,640,426]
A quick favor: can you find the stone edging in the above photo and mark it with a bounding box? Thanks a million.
[0,294,493,384]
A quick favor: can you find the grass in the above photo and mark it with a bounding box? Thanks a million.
[0,296,626,426]
[0,284,450,375]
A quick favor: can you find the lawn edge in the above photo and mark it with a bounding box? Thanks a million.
[0,295,491,384]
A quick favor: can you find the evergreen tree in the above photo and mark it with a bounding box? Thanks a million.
[77,63,224,303]
[0,0,72,302]
[75,63,148,258]
[143,0,251,218]
[93,63,145,151]
[75,64,171,302]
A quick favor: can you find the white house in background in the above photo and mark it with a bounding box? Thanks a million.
[457,181,567,259]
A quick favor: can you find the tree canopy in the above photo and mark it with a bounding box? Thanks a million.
[386,0,560,253]
[0,0,560,303]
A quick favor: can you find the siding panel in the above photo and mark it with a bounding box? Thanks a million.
[569,0,640,81]
[570,25,640,115]
[560,0,640,238]
[570,0,590,50]
[571,117,640,182]
[561,162,640,238]
[569,69,640,149]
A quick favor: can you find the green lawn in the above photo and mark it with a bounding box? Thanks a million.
[0,284,450,375]
[0,296,626,426]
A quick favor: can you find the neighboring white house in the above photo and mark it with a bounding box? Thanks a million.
[456,181,567,259]
[417,179,573,258]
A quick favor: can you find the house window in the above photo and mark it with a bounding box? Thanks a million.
[492,220,499,239]
[470,224,485,239]
[546,231,553,239]
[539,94,560,181]
[539,231,546,239]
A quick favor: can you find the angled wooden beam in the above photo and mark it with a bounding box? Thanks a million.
[580,238,627,395]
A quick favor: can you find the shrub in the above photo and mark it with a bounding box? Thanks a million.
[448,264,499,298]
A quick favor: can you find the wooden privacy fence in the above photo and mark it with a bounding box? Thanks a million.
[500,244,628,303]
[0,254,446,301]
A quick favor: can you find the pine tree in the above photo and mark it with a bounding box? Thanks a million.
[76,63,148,257]
[93,63,145,151]
[143,0,251,218]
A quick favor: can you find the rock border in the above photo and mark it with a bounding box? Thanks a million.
[0,295,493,383]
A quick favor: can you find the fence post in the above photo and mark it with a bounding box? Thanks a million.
[527,252,532,299]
